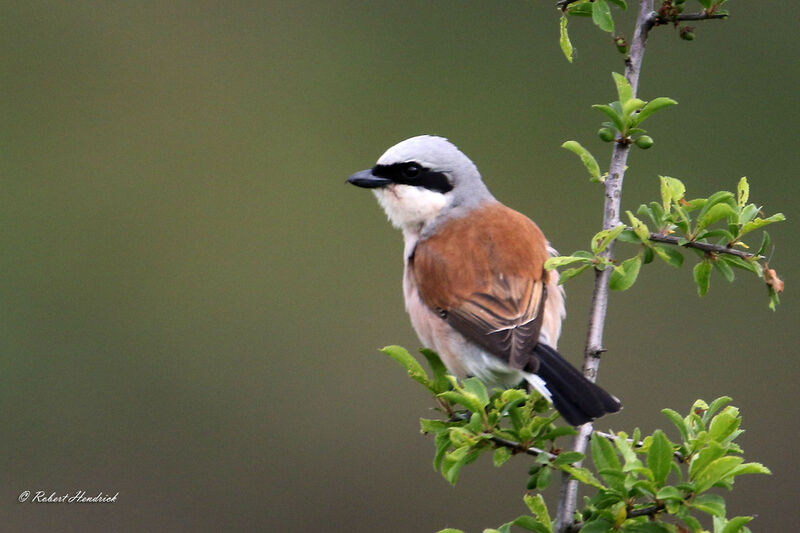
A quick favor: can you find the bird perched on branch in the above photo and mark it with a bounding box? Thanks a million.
[347,135,621,425]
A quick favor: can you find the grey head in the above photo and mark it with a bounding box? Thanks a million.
[347,135,495,234]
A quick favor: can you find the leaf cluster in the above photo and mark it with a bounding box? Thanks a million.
[545,176,785,308]
[381,347,769,533]
[562,73,676,183]
[558,1,730,63]
[577,397,769,533]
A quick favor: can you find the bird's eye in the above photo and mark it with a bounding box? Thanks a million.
[403,163,421,179]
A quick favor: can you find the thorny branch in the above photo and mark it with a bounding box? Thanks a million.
[554,1,728,530]
[646,232,755,260]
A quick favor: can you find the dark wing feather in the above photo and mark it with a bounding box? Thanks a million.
[445,277,546,371]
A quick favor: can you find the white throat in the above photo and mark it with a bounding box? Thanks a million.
[373,184,448,235]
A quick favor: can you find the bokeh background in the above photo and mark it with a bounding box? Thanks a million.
[2,1,798,531]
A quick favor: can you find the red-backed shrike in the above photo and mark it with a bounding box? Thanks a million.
[347,135,621,425]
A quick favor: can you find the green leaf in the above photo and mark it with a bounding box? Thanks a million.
[696,203,737,234]
[580,519,613,533]
[660,176,686,212]
[703,396,733,423]
[630,97,678,127]
[463,377,490,408]
[559,15,573,63]
[622,97,646,117]
[729,461,771,477]
[737,177,749,207]
[737,203,759,226]
[381,345,430,389]
[739,213,786,237]
[559,264,591,284]
[653,245,684,268]
[691,493,726,518]
[439,390,484,414]
[505,516,550,533]
[493,446,512,467]
[592,224,626,254]
[552,451,584,466]
[712,258,735,283]
[719,516,753,533]
[693,260,712,296]
[693,456,743,493]
[562,141,602,181]
[566,2,593,16]
[560,465,606,489]
[756,230,771,256]
[436,529,465,533]
[612,71,632,103]
[592,104,625,132]
[591,0,614,32]
[591,433,624,490]
[609,255,642,291]
[442,445,472,485]
[536,464,552,490]
[627,211,651,242]
[708,407,741,442]
[631,97,678,127]
[696,228,735,242]
[720,255,758,274]
[696,191,735,226]
[655,485,683,502]
[433,431,451,471]
[419,348,451,394]
[545,255,593,269]
[524,494,553,533]
[647,430,673,486]
[420,418,454,434]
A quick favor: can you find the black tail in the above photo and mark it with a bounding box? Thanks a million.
[530,343,622,426]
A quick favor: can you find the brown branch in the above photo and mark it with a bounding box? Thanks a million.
[556,1,654,530]
[554,4,730,530]
[489,434,556,460]
[653,11,729,26]
[647,232,756,260]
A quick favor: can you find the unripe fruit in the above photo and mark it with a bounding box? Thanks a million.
[598,128,615,142]
[635,135,654,149]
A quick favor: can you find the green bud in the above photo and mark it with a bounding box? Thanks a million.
[635,135,654,149]
[598,128,615,142]
[680,26,695,41]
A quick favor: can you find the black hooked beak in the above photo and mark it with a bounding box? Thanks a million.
[346,169,392,189]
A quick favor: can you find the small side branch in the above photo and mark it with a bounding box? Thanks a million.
[647,232,755,260]
[653,11,729,27]
[489,434,556,460]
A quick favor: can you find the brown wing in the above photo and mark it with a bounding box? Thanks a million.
[411,202,550,371]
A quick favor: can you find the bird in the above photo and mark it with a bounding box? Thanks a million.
[347,135,621,426]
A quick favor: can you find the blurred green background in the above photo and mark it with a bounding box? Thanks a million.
[2,1,797,531]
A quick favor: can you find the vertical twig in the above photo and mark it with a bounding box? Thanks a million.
[555,2,655,531]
